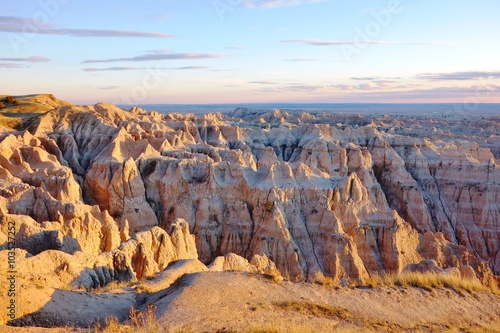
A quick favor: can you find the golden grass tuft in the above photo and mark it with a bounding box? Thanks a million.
[91,304,163,333]
[366,272,500,294]
[244,324,318,333]
[274,300,352,320]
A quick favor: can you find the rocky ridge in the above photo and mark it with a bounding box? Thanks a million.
[0,98,499,324]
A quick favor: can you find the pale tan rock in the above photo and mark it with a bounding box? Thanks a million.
[118,220,198,279]
[0,98,497,286]
[208,253,257,273]
[403,259,443,274]
[250,253,282,279]
[142,259,208,293]
[459,265,478,280]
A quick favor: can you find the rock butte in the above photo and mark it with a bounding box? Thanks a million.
[0,96,499,324]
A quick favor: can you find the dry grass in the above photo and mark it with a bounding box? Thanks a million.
[91,304,197,333]
[366,272,500,294]
[91,305,163,333]
[93,280,133,294]
[274,300,352,320]
[0,114,22,129]
[243,325,321,333]
[88,273,499,333]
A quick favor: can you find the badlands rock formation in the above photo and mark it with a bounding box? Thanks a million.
[0,96,498,306]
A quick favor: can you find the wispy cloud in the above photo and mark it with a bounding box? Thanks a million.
[84,67,152,72]
[172,66,210,70]
[0,63,25,68]
[225,46,247,50]
[98,86,120,90]
[258,81,419,94]
[418,71,500,81]
[351,77,377,81]
[242,0,329,9]
[355,85,500,100]
[83,66,210,72]
[248,80,278,84]
[83,51,225,64]
[0,16,172,38]
[399,85,500,96]
[0,56,50,63]
[257,84,328,93]
[351,76,402,81]
[331,82,415,91]
[147,49,173,54]
[280,39,455,46]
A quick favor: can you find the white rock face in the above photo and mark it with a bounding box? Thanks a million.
[0,100,498,290]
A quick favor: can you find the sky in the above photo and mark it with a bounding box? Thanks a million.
[0,0,499,105]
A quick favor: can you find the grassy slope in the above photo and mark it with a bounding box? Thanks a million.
[0,94,72,130]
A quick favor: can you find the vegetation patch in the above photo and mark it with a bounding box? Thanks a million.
[274,300,352,320]
[366,272,500,294]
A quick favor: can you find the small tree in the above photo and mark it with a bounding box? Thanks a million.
[5,96,15,103]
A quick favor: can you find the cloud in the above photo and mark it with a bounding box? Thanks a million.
[147,49,173,54]
[332,82,418,91]
[350,76,402,81]
[393,85,500,97]
[0,16,172,38]
[0,56,50,63]
[280,39,455,46]
[0,63,25,68]
[83,52,225,63]
[418,71,500,81]
[84,67,149,72]
[257,84,328,93]
[242,0,329,8]
[172,66,210,70]
[225,46,247,50]
[330,83,500,101]
[98,86,120,90]
[350,77,377,81]
[248,81,278,84]
[83,66,209,72]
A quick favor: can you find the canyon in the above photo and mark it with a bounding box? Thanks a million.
[0,95,499,330]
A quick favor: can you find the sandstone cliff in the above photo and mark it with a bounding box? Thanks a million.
[0,100,498,291]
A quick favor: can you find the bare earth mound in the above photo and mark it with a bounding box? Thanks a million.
[3,271,500,332]
[146,272,500,332]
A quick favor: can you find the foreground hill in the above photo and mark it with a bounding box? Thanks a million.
[3,270,500,332]
[0,95,498,331]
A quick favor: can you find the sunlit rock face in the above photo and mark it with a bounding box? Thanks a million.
[1,100,498,285]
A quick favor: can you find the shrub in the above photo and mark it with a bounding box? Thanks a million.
[5,96,15,103]
[264,201,274,212]
[0,102,5,109]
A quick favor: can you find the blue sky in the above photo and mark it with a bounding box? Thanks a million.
[1,0,499,104]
